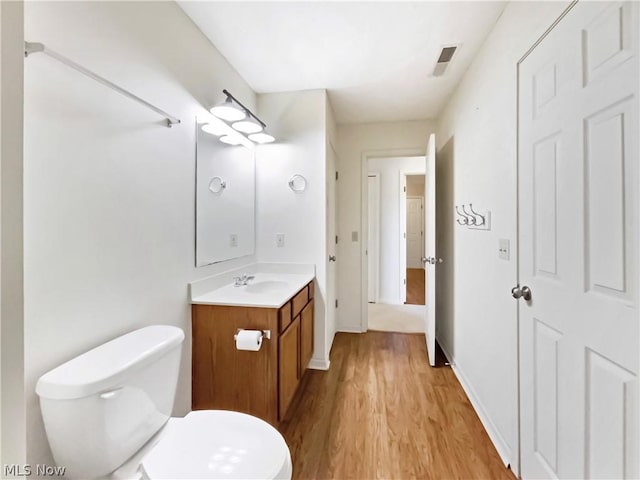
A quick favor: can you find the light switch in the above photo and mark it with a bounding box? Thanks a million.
[352,231,359,242]
[230,234,238,247]
[499,239,510,260]
[276,233,285,248]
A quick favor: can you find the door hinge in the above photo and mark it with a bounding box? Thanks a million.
[335,299,339,308]
[335,171,339,180]
[335,235,338,244]
[403,232,406,239]
[403,186,406,192]
[403,278,406,285]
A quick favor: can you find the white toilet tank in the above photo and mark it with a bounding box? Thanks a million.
[36,325,185,479]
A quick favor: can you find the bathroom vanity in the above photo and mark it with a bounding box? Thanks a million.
[190,267,315,426]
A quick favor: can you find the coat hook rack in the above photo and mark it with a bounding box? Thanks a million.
[455,203,491,230]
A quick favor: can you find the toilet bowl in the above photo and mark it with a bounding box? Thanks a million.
[36,325,292,479]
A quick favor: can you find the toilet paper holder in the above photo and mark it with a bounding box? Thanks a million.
[234,329,271,341]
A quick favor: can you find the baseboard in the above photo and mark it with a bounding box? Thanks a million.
[336,326,364,334]
[308,358,330,370]
[377,298,402,305]
[438,341,511,468]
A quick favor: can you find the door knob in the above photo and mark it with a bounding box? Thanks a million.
[421,257,428,265]
[329,255,336,262]
[423,257,443,265]
[511,285,532,301]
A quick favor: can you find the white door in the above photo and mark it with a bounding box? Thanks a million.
[423,134,437,366]
[367,174,380,303]
[518,2,638,478]
[327,146,338,343]
[399,175,407,304]
[406,197,423,269]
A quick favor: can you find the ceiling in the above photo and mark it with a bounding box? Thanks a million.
[178,1,507,124]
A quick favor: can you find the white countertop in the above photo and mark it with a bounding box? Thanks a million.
[190,264,315,308]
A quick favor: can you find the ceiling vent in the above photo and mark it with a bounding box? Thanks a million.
[432,46,458,77]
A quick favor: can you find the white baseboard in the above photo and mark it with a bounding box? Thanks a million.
[377,298,401,305]
[438,341,511,468]
[308,358,330,370]
[336,326,364,334]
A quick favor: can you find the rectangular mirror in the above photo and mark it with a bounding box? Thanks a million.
[195,118,255,266]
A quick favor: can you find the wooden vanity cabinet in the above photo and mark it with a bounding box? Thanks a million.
[192,281,314,426]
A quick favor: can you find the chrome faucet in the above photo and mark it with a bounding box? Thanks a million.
[233,274,255,287]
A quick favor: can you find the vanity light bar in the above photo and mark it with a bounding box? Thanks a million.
[219,89,266,130]
[209,89,274,146]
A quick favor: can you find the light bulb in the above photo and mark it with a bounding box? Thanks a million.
[210,97,245,122]
[232,117,263,134]
[248,132,275,144]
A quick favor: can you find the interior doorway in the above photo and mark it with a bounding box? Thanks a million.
[405,174,426,306]
[364,155,425,334]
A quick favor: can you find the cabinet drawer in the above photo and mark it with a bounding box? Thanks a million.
[292,286,309,319]
[279,302,292,332]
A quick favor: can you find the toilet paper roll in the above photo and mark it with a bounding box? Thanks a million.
[235,330,263,352]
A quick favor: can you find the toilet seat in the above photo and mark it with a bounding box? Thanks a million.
[140,410,292,480]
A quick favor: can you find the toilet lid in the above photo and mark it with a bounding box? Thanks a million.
[141,410,291,480]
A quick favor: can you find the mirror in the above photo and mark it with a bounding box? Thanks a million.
[196,118,255,266]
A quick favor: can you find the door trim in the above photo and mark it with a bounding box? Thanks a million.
[367,173,380,304]
[360,148,424,332]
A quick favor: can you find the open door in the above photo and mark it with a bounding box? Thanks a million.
[422,133,438,366]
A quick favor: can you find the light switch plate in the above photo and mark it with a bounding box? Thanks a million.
[276,233,285,248]
[230,234,238,247]
[499,239,510,260]
[352,231,359,242]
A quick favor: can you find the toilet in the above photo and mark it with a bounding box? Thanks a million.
[36,325,292,479]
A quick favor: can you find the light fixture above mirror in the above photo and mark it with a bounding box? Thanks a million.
[207,89,275,147]
[232,116,263,134]
[248,132,275,144]
[210,95,246,121]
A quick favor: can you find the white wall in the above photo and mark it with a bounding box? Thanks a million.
[1,0,26,467]
[367,156,424,304]
[256,89,331,367]
[24,1,258,466]
[336,120,435,331]
[435,0,570,468]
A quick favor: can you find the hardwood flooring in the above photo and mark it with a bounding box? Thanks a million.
[279,332,513,480]
[406,268,425,305]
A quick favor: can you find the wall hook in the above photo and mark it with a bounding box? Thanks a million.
[455,205,469,225]
[461,204,477,225]
[468,203,485,226]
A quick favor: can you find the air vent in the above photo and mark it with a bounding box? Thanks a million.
[432,45,458,77]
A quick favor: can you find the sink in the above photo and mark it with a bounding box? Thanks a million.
[242,280,290,294]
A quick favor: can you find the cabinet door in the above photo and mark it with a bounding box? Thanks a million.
[278,316,300,420]
[300,299,314,376]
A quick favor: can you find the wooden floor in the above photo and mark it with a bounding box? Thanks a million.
[405,268,425,305]
[279,332,513,480]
